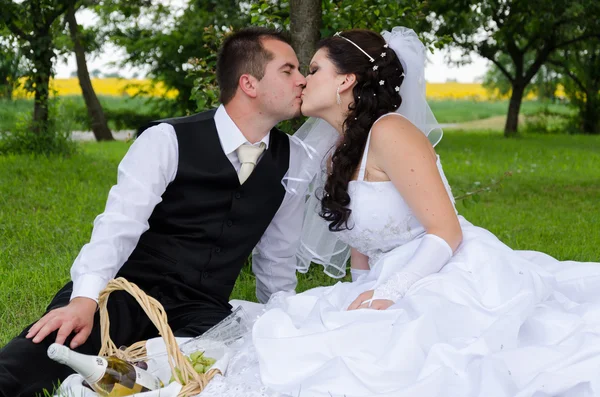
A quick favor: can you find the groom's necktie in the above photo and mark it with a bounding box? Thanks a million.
[236,142,266,184]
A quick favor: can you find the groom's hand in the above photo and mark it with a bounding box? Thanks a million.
[26,297,97,349]
[348,290,394,311]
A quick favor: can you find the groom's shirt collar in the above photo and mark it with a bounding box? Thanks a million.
[214,104,270,156]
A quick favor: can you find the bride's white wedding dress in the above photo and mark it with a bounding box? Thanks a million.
[199,119,600,397]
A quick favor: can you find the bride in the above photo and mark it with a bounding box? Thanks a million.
[195,27,600,397]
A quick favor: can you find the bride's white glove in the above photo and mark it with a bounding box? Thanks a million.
[372,234,453,303]
[349,234,453,310]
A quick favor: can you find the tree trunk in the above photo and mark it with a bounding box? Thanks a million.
[0,80,12,99]
[31,45,52,135]
[66,5,113,141]
[582,92,600,134]
[290,0,322,74]
[504,80,526,137]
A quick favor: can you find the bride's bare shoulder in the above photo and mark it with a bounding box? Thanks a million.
[370,113,432,154]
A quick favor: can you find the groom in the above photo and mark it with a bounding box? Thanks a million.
[0,27,307,396]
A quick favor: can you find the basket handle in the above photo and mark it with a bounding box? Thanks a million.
[97,277,219,395]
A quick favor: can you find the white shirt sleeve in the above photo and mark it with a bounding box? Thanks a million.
[70,124,178,302]
[252,187,304,304]
[251,137,307,304]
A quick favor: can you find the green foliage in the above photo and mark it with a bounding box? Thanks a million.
[188,26,227,112]
[112,0,443,115]
[0,30,27,99]
[321,0,435,45]
[0,96,78,156]
[522,106,575,135]
[248,0,440,47]
[100,0,249,114]
[249,0,290,28]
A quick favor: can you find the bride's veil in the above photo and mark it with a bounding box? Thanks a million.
[283,26,444,278]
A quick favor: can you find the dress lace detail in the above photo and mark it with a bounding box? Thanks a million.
[371,271,422,302]
[343,206,419,267]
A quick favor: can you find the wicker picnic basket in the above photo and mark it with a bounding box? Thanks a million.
[97,277,220,396]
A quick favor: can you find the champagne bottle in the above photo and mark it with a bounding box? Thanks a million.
[47,343,163,396]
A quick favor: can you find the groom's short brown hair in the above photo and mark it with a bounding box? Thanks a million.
[217,27,291,105]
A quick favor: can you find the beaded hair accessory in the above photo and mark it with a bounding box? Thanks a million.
[334,32,376,63]
[334,32,397,91]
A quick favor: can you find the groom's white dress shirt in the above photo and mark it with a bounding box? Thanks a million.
[70,105,305,304]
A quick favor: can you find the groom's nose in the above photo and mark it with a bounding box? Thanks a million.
[296,72,307,88]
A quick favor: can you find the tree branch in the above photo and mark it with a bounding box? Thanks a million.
[489,56,515,83]
[5,19,32,41]
[491,8,504,30]
[547,59,586,92]
[505,34,523,63]
[554,33,600,51]
[521,42,553,83]
[45,0,78,26]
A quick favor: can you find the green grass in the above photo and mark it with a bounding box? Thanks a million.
[429,99,574,124]
[1,131,599,347]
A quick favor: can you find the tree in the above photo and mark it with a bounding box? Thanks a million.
[549,38,600,134]
[290,0,321,73]
[65,3,113,141]
[427,0,600,136]
[0,0,76,134]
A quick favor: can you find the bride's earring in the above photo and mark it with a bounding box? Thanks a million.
[336,86,342,106]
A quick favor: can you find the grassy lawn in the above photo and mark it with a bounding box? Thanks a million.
[1,131,599,347]
[429,99,573,124]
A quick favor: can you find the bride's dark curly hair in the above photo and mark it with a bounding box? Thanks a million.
[319,29,406,231]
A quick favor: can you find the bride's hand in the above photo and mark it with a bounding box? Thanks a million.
[348,290,394,310]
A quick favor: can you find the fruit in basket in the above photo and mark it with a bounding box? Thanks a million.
[168,350,217,384]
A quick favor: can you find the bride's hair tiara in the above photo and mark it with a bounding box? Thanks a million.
[333,32,389,64]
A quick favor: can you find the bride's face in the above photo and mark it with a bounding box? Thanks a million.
[301,49,343,118]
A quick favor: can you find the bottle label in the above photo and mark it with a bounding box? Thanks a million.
[134,367,162,390]
[89,356,108,384]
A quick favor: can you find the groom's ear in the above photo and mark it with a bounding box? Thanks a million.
[338,74,356,94]
[239,74,259,98]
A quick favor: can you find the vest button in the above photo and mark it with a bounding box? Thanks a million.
[214,247,221,253]
[234,192,242,199]
[202,271,209,279]
[226,220,233,227]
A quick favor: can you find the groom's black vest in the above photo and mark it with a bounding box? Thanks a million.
[117,109,290,309]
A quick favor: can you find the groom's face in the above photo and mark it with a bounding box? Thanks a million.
[255,39,306,121]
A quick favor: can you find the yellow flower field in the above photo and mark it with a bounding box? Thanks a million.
[13,78,559,101]
[13,78,178,99]
[425,83,544,100]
